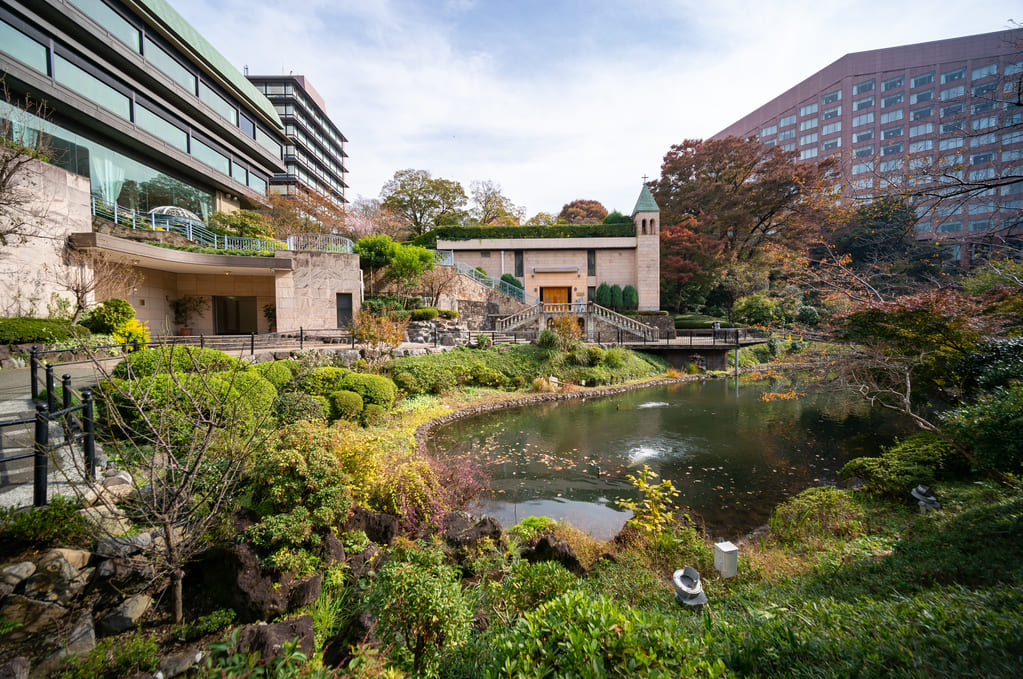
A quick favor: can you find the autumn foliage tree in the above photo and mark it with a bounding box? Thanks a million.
[558,199,608,224]
[659,219,724,312]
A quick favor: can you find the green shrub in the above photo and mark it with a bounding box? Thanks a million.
[622,285,638,309]
[297,366,350,397]
[500,273,524,290]
[361,403,386,427]
[256,360,296,390]
[487,560,580,620]
[339,372,397,409]
[470,363,507,388]
[175,608,236,642]
[536,328,561,351]
[571,366,612,386]
[477,333,493,349]
[80,298,135,335]
[0,317,82,344]
[839,433,959,498]
[586,346,606,365]
[112,318,150,346]
[769,486,863,543]
[365,540,472,676]
[603,346,626,368]
[329,389,364,420]
[275,391,327,424]
[0,495,90,548]
[216,370,277,421]
[392,371,420,396]
[59,631,160,679]
[566,347,589,366]
[610,284,624,309]
[733,293,777,325]
[429,371,457,394]
[594,283,612,307]
[438,309,459,320]
[411,307,439,321]
[112,346,243,379]
[942,383,1023,472]
[487,590,717,677]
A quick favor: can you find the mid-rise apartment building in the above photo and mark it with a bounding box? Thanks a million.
[713,29,1023,266]
[248,75,348,206]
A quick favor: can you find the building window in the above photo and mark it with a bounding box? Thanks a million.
[851,178,873,190]
[910,89,932,104]
[881,142,903,155]
[255,127,283,159]
[972,115,997,131]
[911,71,934,88]
[882,75,904,91]
[972,100,996,114]
[480,251,491,258]
[821,121,841,135]
[941,103,964,117]
[969,133,996,148]
[134,104,187,151]
[761,124,777,137]
[778,129,795,141]
[821,137,841,151]
[779,114,796,127]
[821,105,841,120]
[972,82,997,98]
[248,173,267,195]
[909,139,933,153]
[971,152,994,165]
[799,117,818,131]
[799,148,818,160]
[938,137,963,150]
[69,0,141,51]
[53,55,131,120]
[586,249,595,276]
[515,251,524,277]
[972,63,997,80]
[969,219,992,231]
[969,167,996,181]
[799,103,818,116]
[880,109,904,124]
[882,92,904,107]
[910,106,933,120]
[191,137,230,175]
[230,161,248,184]
[199,81,238,125]
[941,120,964,134]
[799,132,818,145]
[854,95,874,111]
[852,161,873,175]
[853,129,875,143]
[940,85,965,100]
[821,89,841,105]
[143,36,197,94]
[854,79,875,95]
[882,125,903,140]
[587,286,596,302]
[780,142,795,151]
[938,221,963,233]
[853,145,873,157]
[0,19,49,73]
[941,67,966,84]
[880,158,904,172]
[852,112,874,127]
[909,122,934,137]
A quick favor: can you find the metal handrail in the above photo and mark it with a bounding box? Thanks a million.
[287,233,354,253]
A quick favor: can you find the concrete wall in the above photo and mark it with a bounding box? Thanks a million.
[274,251,362,331]
[0,160,92,317]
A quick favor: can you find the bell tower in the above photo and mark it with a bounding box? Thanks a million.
[631,183,661,310]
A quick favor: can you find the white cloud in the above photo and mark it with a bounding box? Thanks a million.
[173,0,1020,217]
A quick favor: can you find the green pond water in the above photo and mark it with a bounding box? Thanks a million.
[428,377,909,539]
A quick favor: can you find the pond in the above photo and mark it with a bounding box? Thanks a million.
[428,377,909,539]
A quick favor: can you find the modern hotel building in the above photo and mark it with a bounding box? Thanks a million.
[713,29,1023,266]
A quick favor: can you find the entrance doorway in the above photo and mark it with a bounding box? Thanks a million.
[213,296,257,335]
[336,293,353,328]
[540,287,571,305]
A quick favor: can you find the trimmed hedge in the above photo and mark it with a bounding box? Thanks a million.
[296,366,350,397]
[411,307,439,321]
[112,346,243,379]
[329,389,364,420]
[412,223,635,247]
[256,360,296,390]
[339,372,397,409]
[0,318,85,344]
[274,391,327,424]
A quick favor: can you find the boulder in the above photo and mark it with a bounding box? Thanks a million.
[322,612,372,668]
[98,593,152,635]
[79,506,131,535]
[103,468,133,485]
[0,657,29,679]
[157,648,204,679]
[320,533,347,567]
[443,514,502,548]
[0,562,36,587]
[22,557,86,604]
[0,595,68,640]
[34,611,97,678]
[237,616,314,660]
[89,558,156,605]
[96,532,153,558]
[193,543,291,623]
[347,545,382,581]
[521,534,586,576]
[40,549,91,571]
[289,574,322,610]
[342,506,399,545]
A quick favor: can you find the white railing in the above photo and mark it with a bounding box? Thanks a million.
[495,301,656,339]
[440,257,538,304]
[496,302,543,331]
[287,233,354,253]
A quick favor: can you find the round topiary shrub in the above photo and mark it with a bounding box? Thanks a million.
[256,360,295,390]
[81,298,135,335]
[361,403,385,427]
[215,370,277,421]
[410,307,439,321]
[329,389,364,421]
[391,371,422,396]
[274,391,327,424]
[297,366,350,397]
[769,486,863,543]
[339,372,397,409]
[438,309,459,320]
[112,346,243,379]
[470,363,507,388]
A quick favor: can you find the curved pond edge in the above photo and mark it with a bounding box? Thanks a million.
[414,362,821,455]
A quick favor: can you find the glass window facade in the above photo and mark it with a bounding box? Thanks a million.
[199,81,238,125]
[134,103,187,151]
[0,18,48,73]
[143,36,197,94]
[54,55,131,120]
[191,137,230,175]
[68,0,140,51]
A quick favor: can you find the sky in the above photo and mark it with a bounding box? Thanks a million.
[172,0,1020,219]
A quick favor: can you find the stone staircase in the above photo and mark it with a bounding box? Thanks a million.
[496,302,657,341]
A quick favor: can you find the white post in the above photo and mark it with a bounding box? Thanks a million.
[714,541,738,578]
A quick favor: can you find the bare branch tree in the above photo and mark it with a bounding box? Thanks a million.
[0,78,55,248]
[418,265,460,307]
[46,244,143,322]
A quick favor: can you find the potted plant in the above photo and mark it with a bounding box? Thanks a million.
[170,296,209,336]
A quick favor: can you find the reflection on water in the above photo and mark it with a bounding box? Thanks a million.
[428,377,909,540]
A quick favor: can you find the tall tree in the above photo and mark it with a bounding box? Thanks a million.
[650,137,835,262]
[558,199,608,224]
[387,244,435,302]
[355,234,399,295]
[659,219,724,312]
[264,189,349,239]
[469,180,524,225]
[380,169,467,236]
[348,197,410,240]
[525,212,561,225]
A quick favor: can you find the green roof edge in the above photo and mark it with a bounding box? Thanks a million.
[130,0,284,132]
[631,184,659,216]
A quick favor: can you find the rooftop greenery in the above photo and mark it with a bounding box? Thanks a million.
[412,222,635,247]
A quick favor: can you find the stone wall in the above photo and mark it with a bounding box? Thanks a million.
[274,251,362,332]
[0,160,92,317]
